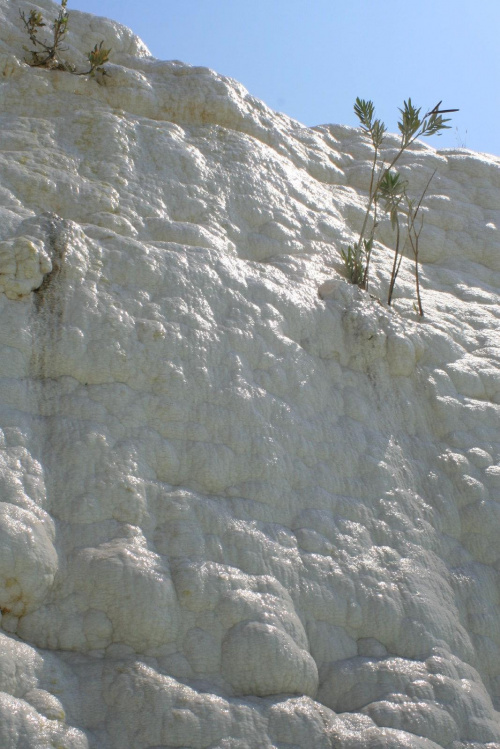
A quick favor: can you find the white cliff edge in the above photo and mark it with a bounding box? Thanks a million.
[0,1,500,747]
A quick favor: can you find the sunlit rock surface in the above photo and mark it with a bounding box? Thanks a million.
[1,1,500,747]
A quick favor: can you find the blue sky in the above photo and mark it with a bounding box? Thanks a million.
[71,0,499,156]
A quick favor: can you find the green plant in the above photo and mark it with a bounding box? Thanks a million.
[342,97,457,311]
[20,0,70,69]
[341,238,371,286]
[86,41,111,77]
[20,0,111,76]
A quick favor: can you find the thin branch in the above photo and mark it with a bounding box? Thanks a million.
[387,214,401,306]
[405,170,436,316]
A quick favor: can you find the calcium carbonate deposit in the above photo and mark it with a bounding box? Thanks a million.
[0,1,500,747]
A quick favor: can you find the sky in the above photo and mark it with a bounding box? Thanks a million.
[70,0,500,157]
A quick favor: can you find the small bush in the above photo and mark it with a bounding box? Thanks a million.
[20,0,111,77]
[342,98,457,314]
[86,41,111,77]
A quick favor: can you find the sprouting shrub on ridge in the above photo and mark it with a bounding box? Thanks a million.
[342,98,458,315]
[20,0,111,77]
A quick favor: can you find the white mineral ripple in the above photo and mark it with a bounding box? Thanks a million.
[0,0,500,746]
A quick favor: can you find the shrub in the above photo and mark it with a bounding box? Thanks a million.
[20,0,111,77]
[342,98,457,314]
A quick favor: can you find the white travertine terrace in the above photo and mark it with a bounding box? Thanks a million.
[1,1,500,747]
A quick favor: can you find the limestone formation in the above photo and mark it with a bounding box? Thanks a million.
[0,1,499,746]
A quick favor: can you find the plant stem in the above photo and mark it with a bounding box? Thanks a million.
[406,170,436,316]
[387,215,401,306]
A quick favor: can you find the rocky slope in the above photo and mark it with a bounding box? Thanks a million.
[0,1,500,747]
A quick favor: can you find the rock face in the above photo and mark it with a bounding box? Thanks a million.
[1,1,500,747]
